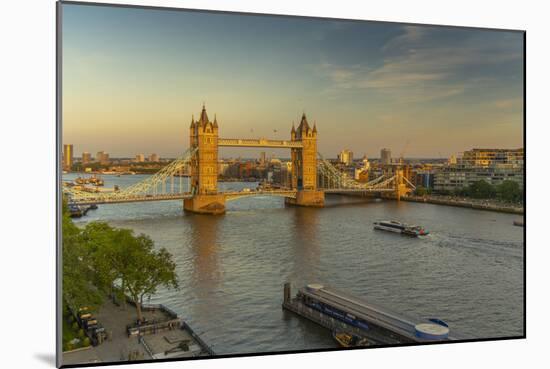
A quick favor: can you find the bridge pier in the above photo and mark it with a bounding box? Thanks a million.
[184,194,226,215]
[285,190,325,208]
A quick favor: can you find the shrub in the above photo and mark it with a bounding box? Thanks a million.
[415,186,427,196]
[83,337,91,347]
[78,329,85,338]
[72,322,79,330]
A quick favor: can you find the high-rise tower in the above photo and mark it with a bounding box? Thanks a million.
[63,144,73,171]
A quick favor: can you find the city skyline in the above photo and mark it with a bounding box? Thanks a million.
[63,144,524,162]
[62,4,523,158]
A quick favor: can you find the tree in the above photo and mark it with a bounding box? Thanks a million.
[80,222,123,300]
[61,197,103,310]
[496,180,522,203]
[467,180,496,199]
[62,201,178,322]
[415,186,428,196]
[119,233,179,323]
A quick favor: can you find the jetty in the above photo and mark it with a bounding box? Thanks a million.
[283,283,464,345]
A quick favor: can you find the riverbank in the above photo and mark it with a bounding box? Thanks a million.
[403,195,524,215]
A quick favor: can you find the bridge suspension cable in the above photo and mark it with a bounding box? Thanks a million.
[63,148,197,203]
[317,153,393,191]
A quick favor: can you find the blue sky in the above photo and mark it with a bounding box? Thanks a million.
[62,3,524,158]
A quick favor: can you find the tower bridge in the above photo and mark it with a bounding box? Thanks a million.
[64,105,415,214]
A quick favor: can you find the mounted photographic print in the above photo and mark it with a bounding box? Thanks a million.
[57,1,525,367]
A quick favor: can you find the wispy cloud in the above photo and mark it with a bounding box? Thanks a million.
[493,97,523,109]
[316,25,522,103]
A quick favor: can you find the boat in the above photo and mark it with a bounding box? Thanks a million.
[68,204,83,218]
[74,175,104,186]
[332,331,369,348]
[373,220,429,237]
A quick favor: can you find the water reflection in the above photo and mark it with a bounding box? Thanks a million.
[289,207,321,284]
[186,214,222,291]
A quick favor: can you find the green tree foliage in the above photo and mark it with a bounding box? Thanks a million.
[437,179,522,203]
[83,224,153,307]
[62,198,179,323]
[121,234,179,322]
[62,197,103,310]
[71,162,110,172]
[80,222,121,295]
[466,180,497,199]
[496,180,522,203]
[415,186,428,196]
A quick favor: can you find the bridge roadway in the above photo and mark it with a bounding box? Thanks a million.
[69,188,398,205]
[69,189,298,205]
[324,188,395,193]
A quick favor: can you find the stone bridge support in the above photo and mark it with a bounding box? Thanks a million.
[184,194,226,215]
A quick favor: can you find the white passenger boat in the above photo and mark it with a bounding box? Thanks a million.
[373,220,429,237]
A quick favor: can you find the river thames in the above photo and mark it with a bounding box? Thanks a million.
[65,173,524,355]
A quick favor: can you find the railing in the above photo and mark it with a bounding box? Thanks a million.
[181,321,216,356]
[70,193,193,205]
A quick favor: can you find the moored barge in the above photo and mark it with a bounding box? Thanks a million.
[283,283,461,345]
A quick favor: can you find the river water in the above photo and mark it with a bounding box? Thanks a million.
[65,173,524,354]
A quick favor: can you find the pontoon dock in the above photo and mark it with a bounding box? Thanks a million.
[282,283,464,345]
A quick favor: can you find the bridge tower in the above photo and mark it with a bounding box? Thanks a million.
[184,104,226,214]
[286,113,325,207]
[394,168,410,200]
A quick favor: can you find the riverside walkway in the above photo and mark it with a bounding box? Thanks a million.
[62,298,210,365]
[403,195,524,214]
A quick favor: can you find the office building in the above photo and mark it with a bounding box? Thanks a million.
[380,148,391,165]
[63,144,74,171]
[338,149,354,166]
[434,148,524,192]
[82,152,92,165]
[96,151,110,165]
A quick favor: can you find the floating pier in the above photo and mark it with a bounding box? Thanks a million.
[282,283,462,345]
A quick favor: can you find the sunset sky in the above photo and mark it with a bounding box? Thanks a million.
[62,3,524,159]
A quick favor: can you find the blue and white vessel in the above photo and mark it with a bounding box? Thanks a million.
[373,220,429,237]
